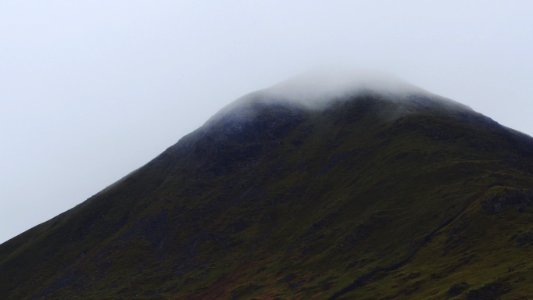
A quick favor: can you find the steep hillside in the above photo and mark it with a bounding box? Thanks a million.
[1,82,533,299]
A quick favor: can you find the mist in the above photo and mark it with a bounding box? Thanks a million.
[2,1,533,243]
[207,69,427,126]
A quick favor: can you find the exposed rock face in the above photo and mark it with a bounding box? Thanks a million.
[482,188,533,214]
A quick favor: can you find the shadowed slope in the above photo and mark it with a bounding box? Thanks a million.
[1,85,533,299]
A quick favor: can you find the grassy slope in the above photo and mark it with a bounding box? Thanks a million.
[1,93,533,299]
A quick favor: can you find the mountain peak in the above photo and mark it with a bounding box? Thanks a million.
[218,69,426,113]
[207,70,470,131]
[264,69,426,106]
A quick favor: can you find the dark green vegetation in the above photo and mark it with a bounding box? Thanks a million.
[1,89,533,299]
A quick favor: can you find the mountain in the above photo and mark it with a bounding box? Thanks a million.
[2,73,533,299]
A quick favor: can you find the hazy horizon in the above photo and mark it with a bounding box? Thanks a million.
[2,0,533,243]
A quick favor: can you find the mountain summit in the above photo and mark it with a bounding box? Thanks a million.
[1,74,533,299]
[210,70,463,119]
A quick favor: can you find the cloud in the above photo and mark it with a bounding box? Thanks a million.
[207,68,428,124]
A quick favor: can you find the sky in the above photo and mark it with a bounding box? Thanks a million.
[1,0,532,243]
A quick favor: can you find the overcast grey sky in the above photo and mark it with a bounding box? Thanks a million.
[1,0,532,243]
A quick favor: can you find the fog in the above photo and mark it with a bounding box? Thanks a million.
[263,69,433,106]
[208,69,432,127]
[1,1,533,243]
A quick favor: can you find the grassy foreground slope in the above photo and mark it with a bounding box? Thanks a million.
[1,91,533,299]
